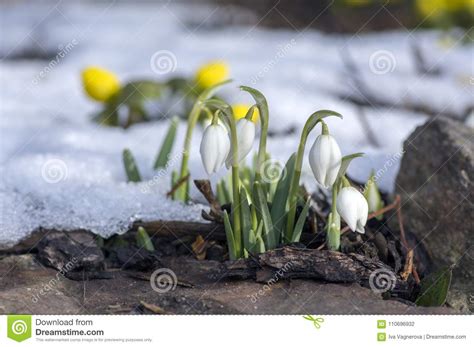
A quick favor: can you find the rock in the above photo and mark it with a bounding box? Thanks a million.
[36,231,105,272]
[396,116,473,311]
[0,254,456,314]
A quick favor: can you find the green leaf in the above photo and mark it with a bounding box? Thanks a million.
[223,211,237,260]
[255,221,266,253]
[253,181,276,249]
[305,110,343,134]
[216,180,227,205]
[271,153,296,242]
[291,198,311,243]
[415,267,452,307]
[136,226,155,251]
[239,85,269,126]
[240,186,254,254]
[122,148,142,182]
[153,117,179,169]
[119,80,162,108]
[336,152,364,182]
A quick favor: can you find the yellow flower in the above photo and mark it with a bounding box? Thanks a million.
[232,104,259,123]
[415,0,467,19]
[195,61,229,90]
[82,66,121,102]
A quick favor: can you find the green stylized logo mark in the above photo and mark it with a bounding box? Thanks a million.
[377,332,386,342]
[7,315,32,342]
[377,320,386,329]
[302,315,324,329]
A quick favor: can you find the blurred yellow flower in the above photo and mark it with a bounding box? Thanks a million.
[415,0,470,19]
[195,61,229,90]
[82,66,120,102]
[232,104,259,123]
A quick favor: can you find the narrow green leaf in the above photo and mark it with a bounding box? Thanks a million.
[291,198,311,243]
[223,211,237,260]
[240,186,254,254]
[271,153,296,242]
[336,152,364,181]
[153,117,179,169]
[239,86,269,125]
[136,226,155,251]
[254,181,276,249]
[222,177,232,204]
[250,204,258,231]
[122,148,142,182]
[305,109,343,134]
[255,221,266,254]
[415,267,452,307]
[216,180,227,205]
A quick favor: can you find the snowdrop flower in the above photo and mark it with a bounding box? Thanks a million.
[200,123,230,175]
[309,131,342,189]
[225,118,256,168]
[336,187,368,234]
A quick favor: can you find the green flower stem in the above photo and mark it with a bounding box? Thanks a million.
[327,184,341,251]
[255,105,268,183]
[284,111,342,242]
[173,80,231,201]
[226,112,242,257]
[239,86,269,184]
[174,100,203,201]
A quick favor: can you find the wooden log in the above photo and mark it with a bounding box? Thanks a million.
[222,246,409,295]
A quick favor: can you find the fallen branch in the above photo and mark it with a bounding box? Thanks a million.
[221,246,409,295]
[166,174,190,198]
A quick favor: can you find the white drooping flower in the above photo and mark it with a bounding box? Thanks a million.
[225,118,256,168]
[336,187,369,234]
[200,123,230,175]
[309,134,342,188]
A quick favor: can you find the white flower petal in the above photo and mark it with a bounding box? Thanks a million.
[309,134,342,189]
[200,124,230,175]
[225,119,255,168]
[336,187,359,232]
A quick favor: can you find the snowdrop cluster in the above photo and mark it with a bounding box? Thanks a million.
[176,82,372,258]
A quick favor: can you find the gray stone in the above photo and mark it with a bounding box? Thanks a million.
[396,116,473,311]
